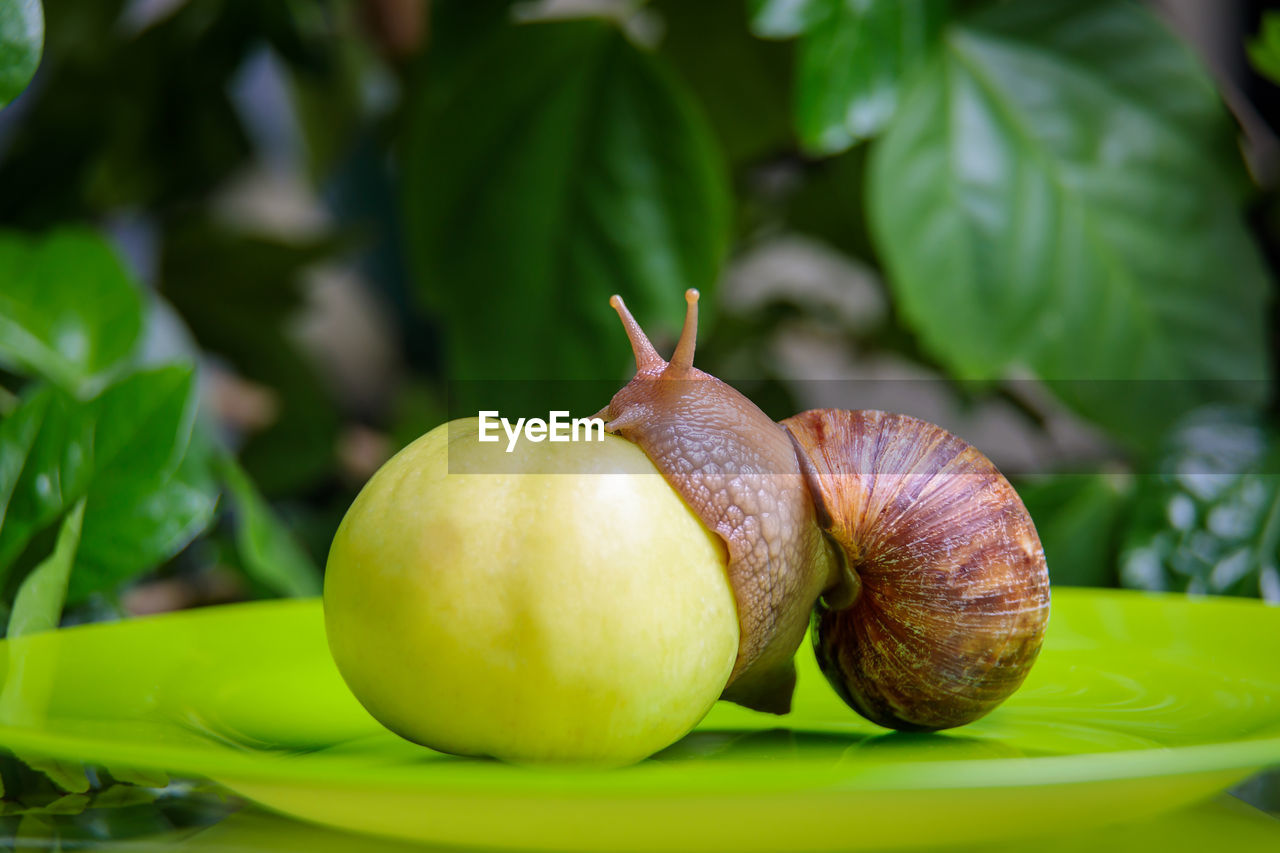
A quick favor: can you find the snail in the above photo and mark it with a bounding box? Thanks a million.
[596,289,1051,731]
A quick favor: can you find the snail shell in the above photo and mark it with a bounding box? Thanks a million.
[599,290,1050,727]
[785,409,1051,731]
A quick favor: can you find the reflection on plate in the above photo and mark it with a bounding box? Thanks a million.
[170,796,1280,853]
[0,589,1277,851]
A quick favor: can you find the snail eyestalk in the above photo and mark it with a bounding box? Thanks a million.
[668,288,700,374]
[609,294,663,373]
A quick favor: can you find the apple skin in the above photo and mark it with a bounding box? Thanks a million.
[323,417,738,766]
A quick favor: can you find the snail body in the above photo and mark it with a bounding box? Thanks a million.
[599,291,1050,729]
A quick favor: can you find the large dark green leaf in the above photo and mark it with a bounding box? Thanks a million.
[653,0,793,166]
[1119,406,1280,602]
[867,0,1269,442]
[0,0,42,109]
[751,0,948,154]
[0,228,143,395]
[403,20,731,381]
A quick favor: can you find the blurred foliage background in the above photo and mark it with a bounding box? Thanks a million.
[1,0,1280,842]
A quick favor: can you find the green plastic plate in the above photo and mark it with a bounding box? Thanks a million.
[0,588,1277,852]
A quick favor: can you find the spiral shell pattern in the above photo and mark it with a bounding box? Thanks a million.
[783,409,1051,731]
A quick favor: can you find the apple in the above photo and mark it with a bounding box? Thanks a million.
[323,417,738,765]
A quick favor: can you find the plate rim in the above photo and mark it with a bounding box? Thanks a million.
[0,587,1278,798]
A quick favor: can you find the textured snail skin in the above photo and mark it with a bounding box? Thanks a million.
[785,409,1051,730]
[598,290,1050,726]
[597,292,843,713]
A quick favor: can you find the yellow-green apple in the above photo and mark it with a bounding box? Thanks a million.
[323,417,737,765]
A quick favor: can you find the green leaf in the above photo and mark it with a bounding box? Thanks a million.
[88,365,195,485]
[423,0,517,99]
[403,20,731,381]
[1247,11,1280,86]
[654,0,793,166]
[69,435,218,605]
[749,0,948,154]
[7,498,83,637]
[0,388,94,579]
[67,366,208,603]
[218,454,320,598]
[0,228,144,395]
[0,0,42,109]
[0,387,48,536]
[867,0,1270,442]
[1119,406,1280,602]
[0,366,204,602]
[796,0,947,154]
[1016,473,1133,588]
